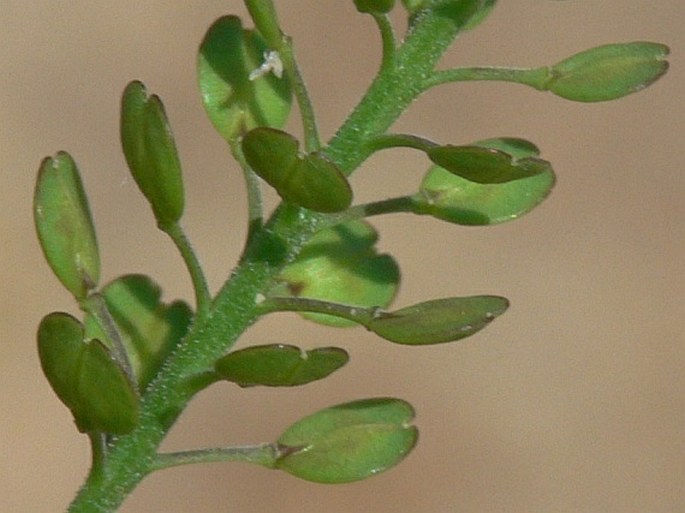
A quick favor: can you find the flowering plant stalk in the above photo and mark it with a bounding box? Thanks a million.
[33,1,669,511]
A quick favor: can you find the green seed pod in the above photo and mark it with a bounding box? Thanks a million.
[368,296,509,345]
[121,81,185,229]
[83,274,192,390]
[34,152,100,299]
[428,145,551,184]
[547,42,670,102]
[416,137,555,225]
[198,15,292,142]
[37,312,85,415]
[215,344,349,387]
[276,398,417,483]
[77,339,139,434]
[275,220,399,327]
[242,127,352,213]
[37,312,139,434]
[418,164,555,225]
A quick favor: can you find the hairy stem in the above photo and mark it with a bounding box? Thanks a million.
[326,0,486,174]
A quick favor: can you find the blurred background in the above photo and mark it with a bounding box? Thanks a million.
[1,1,683,512]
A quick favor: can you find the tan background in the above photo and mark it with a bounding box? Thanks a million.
[1,1,683,512]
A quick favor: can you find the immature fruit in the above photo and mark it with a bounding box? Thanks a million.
[276,398,417,483]
[547,42,670,102]
[242,127,352,213]
[198,15,292,141]
[34,152,99,300]
[215,344,349,387]
[369,296,509,345]
[38,313,139,434]
[121,81,185,228]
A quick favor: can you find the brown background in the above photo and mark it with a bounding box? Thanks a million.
[2,1,683,512]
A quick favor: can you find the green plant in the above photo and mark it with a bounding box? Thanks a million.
[33,1,669,511]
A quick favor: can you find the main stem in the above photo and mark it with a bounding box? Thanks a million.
[67,2,481,511]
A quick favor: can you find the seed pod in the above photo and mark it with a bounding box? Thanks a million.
[34,152,100,299]
[83,274,192,390]
[368,296,509,345]
[547,42,670,102]
[242,127,352,213]
[275,220,399,327]
[428,145,550,184]
[215,344,349,387]
[276,398,417,483]
[38,312,139,434]
[121,81,185,229]
[417,137,555,225]
[198,15,292,142]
